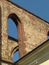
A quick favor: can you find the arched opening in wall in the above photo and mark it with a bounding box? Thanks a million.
[48,32,49,39]
[8,14,20,62]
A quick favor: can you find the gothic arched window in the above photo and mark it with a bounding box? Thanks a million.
[8,14,20,62]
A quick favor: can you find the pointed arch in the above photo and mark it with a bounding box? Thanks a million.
[8,13,21,62]
[8,13,21,25]
[8,13,21,39]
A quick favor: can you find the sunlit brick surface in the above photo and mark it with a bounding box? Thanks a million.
[0,0,49,64]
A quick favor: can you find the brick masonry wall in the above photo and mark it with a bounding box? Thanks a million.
[1,63,12,65]
[0,0,49,63]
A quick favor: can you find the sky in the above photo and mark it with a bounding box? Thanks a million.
[8,0,49,62]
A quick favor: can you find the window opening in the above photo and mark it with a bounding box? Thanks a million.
[13,50,20,62]
[8,18,18,39]
[48,32,49,39]
[8,14,20,62]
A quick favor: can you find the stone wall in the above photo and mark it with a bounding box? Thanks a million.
[0,0,49,63]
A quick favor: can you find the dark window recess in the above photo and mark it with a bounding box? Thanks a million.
[48,32,49,39]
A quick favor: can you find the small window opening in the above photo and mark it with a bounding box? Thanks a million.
[48,32,49,39]
[13,50,20,62]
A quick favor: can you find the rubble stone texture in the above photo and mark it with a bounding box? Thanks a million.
[0,0,49,64]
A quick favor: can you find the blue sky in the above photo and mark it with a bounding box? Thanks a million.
[8,0,49,62]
